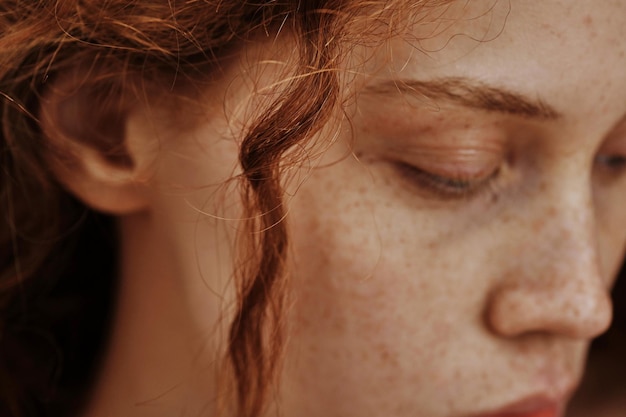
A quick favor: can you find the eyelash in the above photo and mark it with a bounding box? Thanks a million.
[596,154,626,171]
[393,161,501,201]
[391,152,626,202]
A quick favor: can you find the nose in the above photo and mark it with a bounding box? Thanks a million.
[486,194,613,340]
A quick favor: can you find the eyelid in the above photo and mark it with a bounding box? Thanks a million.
[393,160,501,200]
[389,144,503,181]
[596,153,626,167]
[595,135,626,171]
[373,126,507,201]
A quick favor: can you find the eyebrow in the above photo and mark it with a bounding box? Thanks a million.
[362,77,562,120]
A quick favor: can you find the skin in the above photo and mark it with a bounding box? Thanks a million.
[47,1,626,416]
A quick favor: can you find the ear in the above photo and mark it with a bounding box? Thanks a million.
[39,69,153,215]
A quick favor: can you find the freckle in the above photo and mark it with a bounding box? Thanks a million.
[378,347,390,362]
[583,15,592,26]
[538,181,547,192]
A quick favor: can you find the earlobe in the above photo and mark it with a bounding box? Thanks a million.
[38,69,152,215]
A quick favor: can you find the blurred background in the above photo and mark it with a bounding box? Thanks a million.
[568,265,626,417]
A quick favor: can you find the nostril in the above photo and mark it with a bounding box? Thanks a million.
[486,284,531,337]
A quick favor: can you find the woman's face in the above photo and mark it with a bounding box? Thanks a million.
[133,1,626,416]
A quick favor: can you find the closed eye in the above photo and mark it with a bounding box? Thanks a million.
[392,161,500,201]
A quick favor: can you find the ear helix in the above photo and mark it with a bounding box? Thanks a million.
[38,72,150,215]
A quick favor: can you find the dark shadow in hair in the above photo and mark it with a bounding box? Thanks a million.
[0,201,118,417]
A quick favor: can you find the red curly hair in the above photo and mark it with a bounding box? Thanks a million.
[0,1,453,416]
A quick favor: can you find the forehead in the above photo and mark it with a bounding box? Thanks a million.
[351,0,626,123]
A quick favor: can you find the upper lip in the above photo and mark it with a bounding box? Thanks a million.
[467,386,576,417]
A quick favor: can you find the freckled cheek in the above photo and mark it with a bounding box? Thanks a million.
[284,173,476,384]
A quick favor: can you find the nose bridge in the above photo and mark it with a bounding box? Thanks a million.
[535,181,598,276]
[487,177,612,339]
